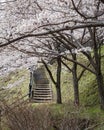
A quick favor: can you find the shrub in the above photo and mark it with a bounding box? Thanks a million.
[5,103,51,130]
[3,101,95,130]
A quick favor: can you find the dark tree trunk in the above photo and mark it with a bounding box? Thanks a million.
[94,46,104,109]
[56,56,62,104]
[96,72,104,109]
[56,86,62,104]
[42,58,62,104]
[90,27,104,109]
[72,54,79,106]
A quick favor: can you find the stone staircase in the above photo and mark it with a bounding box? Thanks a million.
[31,84,53,103]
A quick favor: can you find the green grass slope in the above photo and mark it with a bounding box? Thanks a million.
[0,69,29,103]
[80,46,104,107]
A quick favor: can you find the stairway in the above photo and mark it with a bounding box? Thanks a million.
[31,84,53,103]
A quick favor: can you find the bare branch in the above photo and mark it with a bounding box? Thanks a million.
[62,55,96,74]
[42,59,56,85]
[61,59,72,72]
[71,0,87,19]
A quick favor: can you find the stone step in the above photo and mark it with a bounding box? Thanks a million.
[36,87,50,89]
[33,91,52,95]
[34,89,52,92]
[35,87,51,90]
[32,97,52,100]
[31,97,52,100]
[33,93,52,97]
[36,84,50,88]
[34,92,51,95]
[34,91,52,94]
[33,95,52,97]
[31,99,52,103]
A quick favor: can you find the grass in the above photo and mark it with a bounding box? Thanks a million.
[0,68,29,103]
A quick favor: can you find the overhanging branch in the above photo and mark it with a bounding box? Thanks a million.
[0,22,104,47]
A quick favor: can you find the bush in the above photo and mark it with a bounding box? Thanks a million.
[5,103,51,130]
[3,102,95,130]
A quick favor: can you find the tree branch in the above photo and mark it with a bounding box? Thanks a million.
[62,55,96,74]
[42,59,56,85]
[0,22,104,47]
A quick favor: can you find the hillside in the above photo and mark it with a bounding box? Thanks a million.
[0,46,104,130]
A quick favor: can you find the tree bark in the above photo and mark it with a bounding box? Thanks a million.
[92,27,104,109]
[95,56,104,109]
[56,56,62,104]
[96,72,104,109]
[94,45,104,109]
[72,54,79,106]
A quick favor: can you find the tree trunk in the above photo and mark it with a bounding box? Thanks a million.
[94,47,104,109]
[72,54,79,106]
[91,27,104,109]
[56,86,62,104]
[42,58,62,104]
[72,70,79,106]
[56,56,62,104]
[95,55,104,109]
[96,72,104,109]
